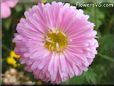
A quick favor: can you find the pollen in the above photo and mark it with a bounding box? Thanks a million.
[44,29,68,52]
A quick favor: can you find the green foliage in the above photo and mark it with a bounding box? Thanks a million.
[85,7,105,29]
[63,68,97,84]
[99,34,114,57]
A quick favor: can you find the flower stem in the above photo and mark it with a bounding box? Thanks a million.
[98,53,114,62]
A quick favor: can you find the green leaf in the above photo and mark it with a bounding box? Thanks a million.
[84,68,97,84]
[3,17,12,30]
[63,75,86,84]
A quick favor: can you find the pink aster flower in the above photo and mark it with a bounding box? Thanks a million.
[1,0,18,19]
[13,2,98,84]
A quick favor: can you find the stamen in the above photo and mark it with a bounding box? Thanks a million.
[56,43,59,51]
[44,29,68,52]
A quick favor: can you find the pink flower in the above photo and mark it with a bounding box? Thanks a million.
[1,0,18,19]
[13,2,98,84]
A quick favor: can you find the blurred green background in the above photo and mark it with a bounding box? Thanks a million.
[2,0,114,85]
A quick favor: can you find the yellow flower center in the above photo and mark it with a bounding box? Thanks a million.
[44,29,68,52]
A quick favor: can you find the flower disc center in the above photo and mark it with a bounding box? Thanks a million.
[44,30,68,52]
